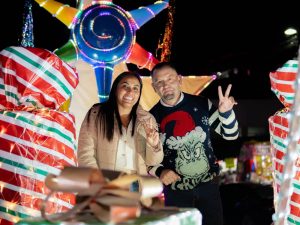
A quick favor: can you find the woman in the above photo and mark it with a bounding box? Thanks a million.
[77,71,163,176]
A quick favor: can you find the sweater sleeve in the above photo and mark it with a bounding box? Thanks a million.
[77,107,99,168]
[148,165,164,178]
[143,115,164,177]
[208,99,239,140]
[137,106,164,178]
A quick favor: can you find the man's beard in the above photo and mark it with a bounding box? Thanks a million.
[163,93,175,101]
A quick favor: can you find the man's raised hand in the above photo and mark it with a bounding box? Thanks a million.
[218,84,237,113]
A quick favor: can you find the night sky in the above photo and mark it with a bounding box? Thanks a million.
[2,1,300,101]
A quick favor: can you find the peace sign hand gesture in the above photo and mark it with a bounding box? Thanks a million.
[137,107,160,149]
[218,84,237,113]
[141,117,160,149]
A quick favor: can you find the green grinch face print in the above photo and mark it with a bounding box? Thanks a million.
[166,127,210,189]
[166,127,210,178]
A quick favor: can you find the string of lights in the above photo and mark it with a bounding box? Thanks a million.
[20,0,34,47]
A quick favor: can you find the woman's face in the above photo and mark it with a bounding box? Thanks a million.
[116,75,141,110]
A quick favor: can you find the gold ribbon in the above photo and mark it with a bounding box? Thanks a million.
[41,167,163,224]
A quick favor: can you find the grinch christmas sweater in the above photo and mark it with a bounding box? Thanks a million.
[149,93,239,190]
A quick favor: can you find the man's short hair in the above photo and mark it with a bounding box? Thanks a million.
[150,62,177,77]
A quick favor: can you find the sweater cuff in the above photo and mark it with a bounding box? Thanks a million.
[155,166,164,178]
[148,165,164,178]
[219,110,232,119]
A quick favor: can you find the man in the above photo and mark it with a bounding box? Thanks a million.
[147,62,239,225]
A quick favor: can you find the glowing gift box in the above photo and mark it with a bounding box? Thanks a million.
[269,60,300,224]
[0,46,78,224]
[16,167,202,225]
[236,141,272,184]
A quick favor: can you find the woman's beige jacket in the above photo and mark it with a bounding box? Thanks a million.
[77,104,163,176]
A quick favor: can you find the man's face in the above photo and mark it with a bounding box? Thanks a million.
[152,66,182,103]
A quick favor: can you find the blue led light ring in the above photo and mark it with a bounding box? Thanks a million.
[72,3,135,65]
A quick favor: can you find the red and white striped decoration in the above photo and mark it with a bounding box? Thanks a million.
[0,46,79,110]
[269,60,300,225]
[0,47,78,225]
[269,60,297,108]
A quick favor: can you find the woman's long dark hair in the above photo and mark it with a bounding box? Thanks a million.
[89,71,143,141]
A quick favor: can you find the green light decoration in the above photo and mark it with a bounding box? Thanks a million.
[20,0,34,47]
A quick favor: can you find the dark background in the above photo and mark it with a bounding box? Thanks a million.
[1,0,300,158]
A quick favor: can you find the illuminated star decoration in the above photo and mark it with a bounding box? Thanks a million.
[34,0,169,102]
